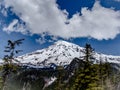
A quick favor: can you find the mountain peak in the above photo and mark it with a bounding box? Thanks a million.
[54,40,81,48]
[55,40,72,45]
[15,40,120,69]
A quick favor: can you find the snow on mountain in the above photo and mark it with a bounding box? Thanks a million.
[43,76,57,89]
[15,40,84,68]
[14,40,120,68]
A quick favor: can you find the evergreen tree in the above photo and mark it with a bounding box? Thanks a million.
[73,43,101,90]
[1,39,24,90]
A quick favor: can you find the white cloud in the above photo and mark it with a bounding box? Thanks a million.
[1,7,7,17]
[36,33,47,44]
[3,19,27,34]
[2,0,120,41]
[36,34,58,44]
[36,38,46,44]
[67,3,120,40]
[3,19,18,33]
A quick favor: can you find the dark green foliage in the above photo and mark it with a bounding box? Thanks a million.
[73,63,100,90]
[5,68,62,90]
[68,44,112,90]
[1,39,24,90]
[84,43,94,62]
[72,43,97,90]
[8,69,47,90]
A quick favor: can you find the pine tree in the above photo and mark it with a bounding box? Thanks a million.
[1,39,24,90]
[73,43,101,90]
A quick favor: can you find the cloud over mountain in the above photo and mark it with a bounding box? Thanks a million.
[1,0,120,40]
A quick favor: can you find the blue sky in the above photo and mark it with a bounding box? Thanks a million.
[0,0,120,58]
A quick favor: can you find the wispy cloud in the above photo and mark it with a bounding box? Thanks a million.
[3,19,27,34]
[115,0,120,2]
[1,0,120,41]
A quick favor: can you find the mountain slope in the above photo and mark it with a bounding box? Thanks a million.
[15,40,120,68]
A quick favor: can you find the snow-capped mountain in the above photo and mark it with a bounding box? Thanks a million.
[15,40,84,68]
[15,40,120,68]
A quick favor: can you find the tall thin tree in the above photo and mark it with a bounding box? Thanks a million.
[2,39,24,90]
